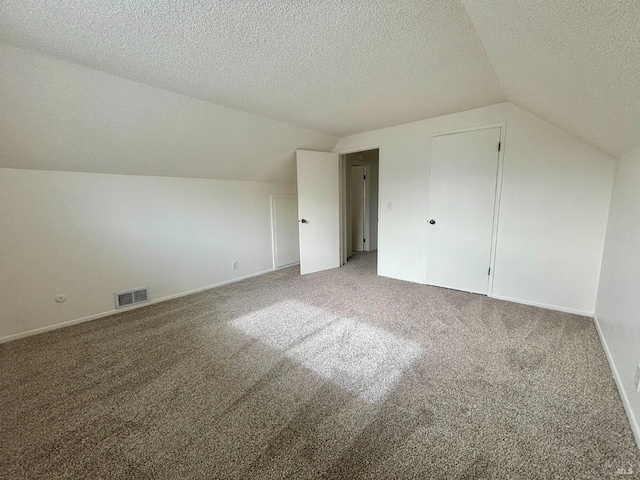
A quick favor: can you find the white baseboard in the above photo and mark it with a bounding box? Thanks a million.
[490,294,593,317]
[378,273,425,284]
[0,269,274,344]
[593,314,640,450]
[275,262,299,270]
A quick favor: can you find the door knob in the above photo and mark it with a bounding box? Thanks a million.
[429,219,436,225]
[300,219,308,223]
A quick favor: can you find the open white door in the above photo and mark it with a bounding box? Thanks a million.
[296,150,340,275]
[425,127,501,294]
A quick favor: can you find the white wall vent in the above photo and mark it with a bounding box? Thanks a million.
[115,287,149,309]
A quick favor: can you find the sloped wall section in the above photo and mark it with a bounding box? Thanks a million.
[0,43,339,182]
[0,43,341,341]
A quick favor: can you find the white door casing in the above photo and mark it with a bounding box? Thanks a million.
[425,127,501,294]
[296,150,341,275]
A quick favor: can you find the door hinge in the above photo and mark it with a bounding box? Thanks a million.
[363,175,366,180]
[498,142,501,152]
[363,238,366,242]
[488,267,491,275]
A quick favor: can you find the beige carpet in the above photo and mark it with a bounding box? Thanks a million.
[2,251,639,479]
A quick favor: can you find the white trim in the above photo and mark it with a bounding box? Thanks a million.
[339,154,348,265]
[363,165,370,252]
[487,123,507,297]
[378,272,425,284]
[270,194,278,270]
[336,144,381,155]
[491,294,593,316]
[430,121,508,139]
[593,314,640,449]
[274,261,299,270]
[340,147,380,262]
[0,269,274,344]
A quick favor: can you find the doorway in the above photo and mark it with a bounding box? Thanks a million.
[294,148,379,276]
[342,149,379,264]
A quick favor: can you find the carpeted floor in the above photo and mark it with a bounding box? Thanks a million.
[1,251,639,479]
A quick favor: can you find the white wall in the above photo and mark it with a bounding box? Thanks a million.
[0,43,339,183]
[0,168,294,341]
[595,146,640,445]
[335,102,614,315]
[0,43,336,342]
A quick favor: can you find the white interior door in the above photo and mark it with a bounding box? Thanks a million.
[271,195,300,268]
[351,165,365,252]
[296,150,340,275]
[425,127,501,294]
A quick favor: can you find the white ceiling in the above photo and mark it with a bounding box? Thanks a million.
[0,1,504,137]
[0,1,638,158]
[462,0,640,158]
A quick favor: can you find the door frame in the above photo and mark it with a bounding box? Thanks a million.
[337,145,381,267]
[426,122,507,297]
[270,194,300,270]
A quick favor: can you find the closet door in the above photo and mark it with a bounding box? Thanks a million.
[425,127,501,294]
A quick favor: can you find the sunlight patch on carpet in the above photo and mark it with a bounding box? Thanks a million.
[231,300,421,402]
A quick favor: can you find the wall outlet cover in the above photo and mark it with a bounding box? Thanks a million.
[232,260,239,270]
[635,363,640,392]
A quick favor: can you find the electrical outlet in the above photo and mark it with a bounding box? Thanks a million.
[635,364,640,392]
[232,260,239,270]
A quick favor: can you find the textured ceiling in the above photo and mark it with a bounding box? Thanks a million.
[0,1,638,158]
[461,0,640,157]
[0,0,504,137]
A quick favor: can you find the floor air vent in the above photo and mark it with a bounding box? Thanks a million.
[115,287,149,309]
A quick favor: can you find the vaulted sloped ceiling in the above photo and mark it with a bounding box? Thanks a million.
[1,0,639,160]
[0,1,504,137]
[461,0,640,158]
